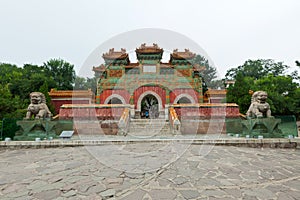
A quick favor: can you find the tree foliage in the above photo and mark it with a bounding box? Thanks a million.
[225,59,288,80]
[43,58,75,90]
[74,76,97,94]
[0,84,25,119]
[191,55,223,89]
[226,59,300,118]
[0,59,76,118]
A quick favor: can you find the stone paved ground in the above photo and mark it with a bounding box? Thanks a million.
[0,143,300,200]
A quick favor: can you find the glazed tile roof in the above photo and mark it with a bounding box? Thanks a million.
[205,89,227,95]
[49,89,94,98]
[93,64,106,72]
[102,48,128,60]
[135,43,163,54]
[171,49,196,60]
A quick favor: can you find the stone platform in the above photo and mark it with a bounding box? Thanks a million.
[1,136,299,149]
[0,141,300,199]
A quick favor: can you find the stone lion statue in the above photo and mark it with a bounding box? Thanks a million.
[25,92,52,119]
[246,91,271,118]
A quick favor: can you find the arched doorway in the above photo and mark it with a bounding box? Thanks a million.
[173,94,196,104]
[107,97,122,104]
[177,97,192,104]
[104,94,126,104]
[140,94,159,118]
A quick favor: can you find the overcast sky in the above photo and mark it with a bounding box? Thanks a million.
[1,0,299,78]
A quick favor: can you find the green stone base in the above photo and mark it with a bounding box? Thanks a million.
[14,133,57,141]
[242,117,284,138]
[14,119,58,141]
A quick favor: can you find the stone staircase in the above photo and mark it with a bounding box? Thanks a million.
[128,118,171,137]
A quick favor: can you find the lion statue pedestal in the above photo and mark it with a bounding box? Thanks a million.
[242,91,283,138]
[14,92,57,141]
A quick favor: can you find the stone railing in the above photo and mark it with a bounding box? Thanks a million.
[173,103,240,119]
[169,107,181,134]
[59,104,129,120]
[172,103,240,134]
[59,104,132,136]
[118,107,130,135]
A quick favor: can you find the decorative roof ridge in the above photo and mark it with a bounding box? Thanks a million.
[102,48,128,60]
[205,89,227,95]
[136,43,163,53]
[171,48,196,60]
[49,89,94,97]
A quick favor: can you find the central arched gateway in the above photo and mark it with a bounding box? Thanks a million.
[136,90,163,118]
[140,94,159,118]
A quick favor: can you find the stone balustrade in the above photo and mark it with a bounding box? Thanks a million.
[169,107,181,134]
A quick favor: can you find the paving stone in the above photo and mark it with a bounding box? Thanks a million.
[242,195,258,200]
[223,188,242,198]
[179,190,200,199]
[172,176,188,185]
[276,192,296,200]
[1,144,300,199]
[75,181,97,193]
[32,189,61,200]
[48,176,63,184]
[157,178,172,187]
[148,189,177,200]
[288,190,300,199]
[124,172,145,179]
[86,183,106,195]
[26,180,48,190]
[120,188,147,200]
[6,188,29,198]
[208,197,236,200]
[61,183,77,192]
[100,188,116,199]
[242,188,277,199]
[201,189,227,197]
[62,189,77,197]
[65,161,84,170]
[105,178,124,185]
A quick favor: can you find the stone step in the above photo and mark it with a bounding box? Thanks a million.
[129,129,170,133]
[128,118,171,136]
[130,124,170,129]
[130,126,170,131]
[130,118,167,122]
[127,129,172,136]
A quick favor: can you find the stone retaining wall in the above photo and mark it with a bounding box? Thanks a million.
[0,138,299,149]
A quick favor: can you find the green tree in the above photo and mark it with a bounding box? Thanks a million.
[43,58,75,90]
[226,73,255,114]
[225,59,288,80]
[254,75,298,115]
[226,59,300,117]
[0,84,25,119]
[74,76,87,90]
[0,63,22,85]
[9,64,56,102]
[191,55,222,89]
[39,81,56,115]
[74,76,97,94]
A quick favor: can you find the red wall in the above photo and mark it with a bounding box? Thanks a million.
[51,99,90,115]
[59,105,125,120]
[100,89,130,104]
[173,104,240,119]
[170,89,199,103]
